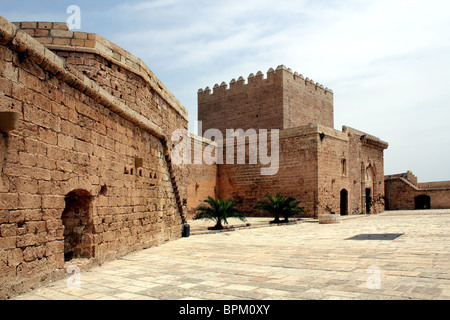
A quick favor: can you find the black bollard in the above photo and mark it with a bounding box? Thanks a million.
[182,224,190,238]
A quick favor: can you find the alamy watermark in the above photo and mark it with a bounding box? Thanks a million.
[66,265,81,289]
[66,5,81,30]
[171,122,280,176]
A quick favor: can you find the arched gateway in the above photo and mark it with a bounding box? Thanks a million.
[61,190,95,262]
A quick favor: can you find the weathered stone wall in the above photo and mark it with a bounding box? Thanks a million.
[385,175,450,210]
[385,171,418,186]
[10,21,187,125]
[10,21,189,203]
[198,68,284,136]
[347,126,387,215]
[0,17,187,299]
[316,125,351,215]
[418,180,450,189]
[282,68,334,129]
[317,126,387,216]
[185,134,218,219]
[216,126,319,217]
[198,65,333,136]
[213,124,388,218]
[385,178,418,210]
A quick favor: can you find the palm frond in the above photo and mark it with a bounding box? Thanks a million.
[193,196,245,229]
[254,193,304,221]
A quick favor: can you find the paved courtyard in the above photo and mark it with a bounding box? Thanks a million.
[12,210,450,300]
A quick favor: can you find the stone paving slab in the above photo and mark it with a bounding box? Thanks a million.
[11,209,450,300]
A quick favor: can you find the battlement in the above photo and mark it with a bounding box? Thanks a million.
[198,65,333,99]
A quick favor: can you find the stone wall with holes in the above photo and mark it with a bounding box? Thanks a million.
[0,17,187,299]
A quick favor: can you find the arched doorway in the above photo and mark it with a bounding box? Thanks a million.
[414,195,431,210]
[366,188,372,213]
[364,165,376,214]
[61,190,94,262]
[340,189,348,215]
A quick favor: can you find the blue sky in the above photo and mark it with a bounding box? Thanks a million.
[1,0,450,181]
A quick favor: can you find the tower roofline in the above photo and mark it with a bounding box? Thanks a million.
[198,65,333,97]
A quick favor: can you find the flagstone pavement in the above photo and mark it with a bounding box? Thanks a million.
[11,210,450,300]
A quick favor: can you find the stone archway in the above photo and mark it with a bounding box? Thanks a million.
[340,189,348,216]
[364,165,376,214]
[61,189,95,262]
[414,195,431,210]
[365,188,372,213]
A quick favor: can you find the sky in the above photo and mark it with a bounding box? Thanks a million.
[1,0,449,182]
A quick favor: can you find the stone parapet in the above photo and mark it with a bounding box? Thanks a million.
[11,21,188,122]
[198,65,333,99]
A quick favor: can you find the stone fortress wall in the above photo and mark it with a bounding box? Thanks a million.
[0,17,188,299]
[385,171,450,210]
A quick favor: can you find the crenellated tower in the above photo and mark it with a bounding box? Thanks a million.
[198,65,334,135]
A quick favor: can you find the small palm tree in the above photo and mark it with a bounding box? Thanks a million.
[254,193,304,223]
[193,196,246,230]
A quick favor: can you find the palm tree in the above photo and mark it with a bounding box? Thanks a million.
[254,193,304,223]
[193,196,246,230]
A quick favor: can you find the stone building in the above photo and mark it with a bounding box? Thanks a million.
[385,171,450,210]
[188,66,389,218]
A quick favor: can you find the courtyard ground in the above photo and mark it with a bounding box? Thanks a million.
[11,209,450,300]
